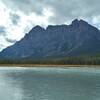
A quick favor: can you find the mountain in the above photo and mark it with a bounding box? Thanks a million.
[0,19,100,59]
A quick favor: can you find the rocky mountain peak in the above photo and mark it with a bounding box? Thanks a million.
[0,19,100,59]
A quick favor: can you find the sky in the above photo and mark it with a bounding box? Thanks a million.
[0,0,100,51]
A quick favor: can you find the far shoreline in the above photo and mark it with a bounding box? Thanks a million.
[0,64,100,67]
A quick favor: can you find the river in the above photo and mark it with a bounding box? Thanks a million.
[0,67,100,100]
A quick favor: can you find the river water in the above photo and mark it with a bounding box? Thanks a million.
[0,67,100,100]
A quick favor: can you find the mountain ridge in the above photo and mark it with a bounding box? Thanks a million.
[0,19,100,59]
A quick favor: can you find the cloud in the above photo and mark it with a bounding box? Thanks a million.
[41,0,100,25]
[2,0,45,15]
[5,38,17,43]
[2,0,100,25]
[0,26,6,36]
[10,13,20,25]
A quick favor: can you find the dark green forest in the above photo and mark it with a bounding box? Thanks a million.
[0,55,100,65]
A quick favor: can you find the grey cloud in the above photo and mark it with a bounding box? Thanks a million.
[0,26,6,36]
[2,0,45,15]
[5,38,17,43]
[44,0,100,24]
[2,0,100,24]
[10,13,20,25]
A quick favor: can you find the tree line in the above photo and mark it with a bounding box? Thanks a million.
[0,56,100,65]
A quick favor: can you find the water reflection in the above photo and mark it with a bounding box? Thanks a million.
[0,73,22,100]
[0,67,100,100]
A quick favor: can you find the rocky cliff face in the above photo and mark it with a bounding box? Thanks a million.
[0,19,100,59]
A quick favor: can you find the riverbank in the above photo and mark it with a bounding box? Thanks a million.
[0,64,99,67]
